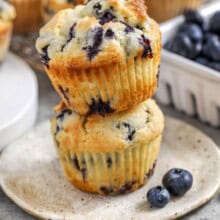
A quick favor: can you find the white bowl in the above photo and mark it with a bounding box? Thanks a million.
[0,53,38,150]
[156,2,220,127]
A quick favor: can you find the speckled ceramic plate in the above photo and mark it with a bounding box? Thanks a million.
[0,117,220,220]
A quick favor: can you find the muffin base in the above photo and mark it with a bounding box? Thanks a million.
[0,21,12,62]
[55,135,162,195]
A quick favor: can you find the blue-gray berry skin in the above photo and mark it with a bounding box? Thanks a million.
[203,36,220,62]
[147,186,170,208]
[183,9,205,28]
[168,34,195,59]
[165,9,220,73]
[179,23,203,43]
[195,56,210,66]
[210,11,220,34]
[163,168,193,197]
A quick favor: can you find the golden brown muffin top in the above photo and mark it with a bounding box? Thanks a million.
[51,99,164,153]
[36,0,161,69]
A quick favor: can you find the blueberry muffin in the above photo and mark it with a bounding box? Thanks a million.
[146,0,201,22]
[8,0,41,33]
[36,0,161,115]
[0,0,15,62]
[41,0,84,22]
[51,99,164,195]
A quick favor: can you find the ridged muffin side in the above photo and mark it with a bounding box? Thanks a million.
[51,99,164,195]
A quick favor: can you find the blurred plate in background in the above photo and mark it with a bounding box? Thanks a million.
[0,53,38,150]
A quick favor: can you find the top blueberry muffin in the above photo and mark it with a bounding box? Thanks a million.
[36,0,159,68]
[36,0,161,115]
[0,0,16,22]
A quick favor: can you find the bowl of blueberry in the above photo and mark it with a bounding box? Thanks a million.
[156,2,220,127]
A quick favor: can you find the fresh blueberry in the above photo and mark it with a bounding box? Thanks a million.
[179,23,203,43]
[194,41,203,57]
[204,32,219,43]
[169,34,196,59]
[183,9,204,28]
[195,56,210,66]
[195,57,220,72]
[163,168,193,196]
[147,186,170,208]
[164,41,172,50]
[208,61,220,72]
[210,11,220,34]
[203,35,220,62]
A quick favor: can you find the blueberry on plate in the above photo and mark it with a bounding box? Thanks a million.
[203,35,220,62]
[179,23,203,43]
[147,186,170,208]
[163,168,193,197]
[168,33,197,59]
[210,11,220,34]
[183,9,204,28]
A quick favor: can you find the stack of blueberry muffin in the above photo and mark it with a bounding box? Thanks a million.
[36,0,164,195]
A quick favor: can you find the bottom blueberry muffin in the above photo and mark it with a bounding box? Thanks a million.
[51,99,164,195]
